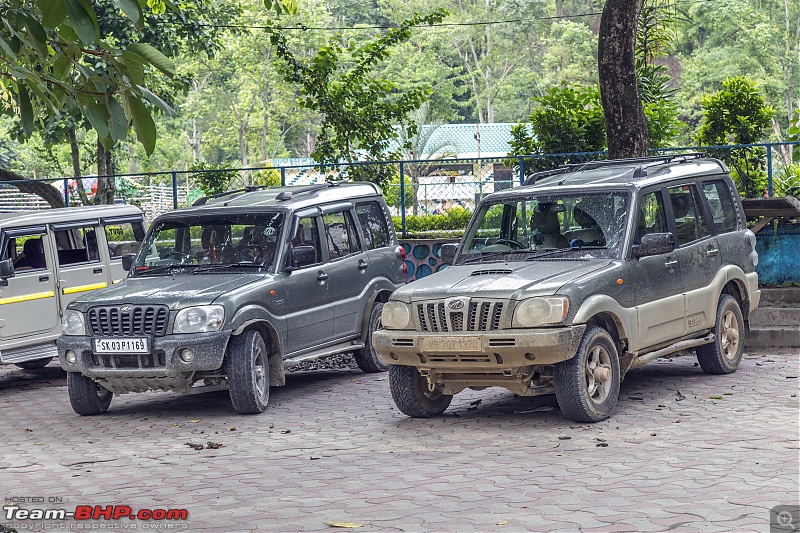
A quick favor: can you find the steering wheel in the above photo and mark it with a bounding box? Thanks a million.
[493,238,526,250]
[239,244,264,263]
[166,251,189,263]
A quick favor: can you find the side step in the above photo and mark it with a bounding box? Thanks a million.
[283,341,364,368]
[0,342,58,364]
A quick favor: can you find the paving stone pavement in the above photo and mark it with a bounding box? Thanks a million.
[1,350,798,532]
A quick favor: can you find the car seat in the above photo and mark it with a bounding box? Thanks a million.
[530,211,568,249]
[569,206,604,246]
[14,238,46,270]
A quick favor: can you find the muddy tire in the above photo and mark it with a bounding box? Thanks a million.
[228,330,270,414]
[353,301,388,373]
[554,326,620,423]
[696,294,744,374]
[67,372,112,416]
[389,365,452,417]
[15,357,52,370]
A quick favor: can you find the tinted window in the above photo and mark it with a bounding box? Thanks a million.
[702,180,738,233]
[668,185,711,245]
[634,191,669,244]
[6,233,48,271]
[356,202,390,249]
[323,211,361,260]
[54,226,100,265]
[105,221,146,258]
[292,216,323,266]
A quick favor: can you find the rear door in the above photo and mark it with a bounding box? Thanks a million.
[52,220,108,311]
[0,227,59,342]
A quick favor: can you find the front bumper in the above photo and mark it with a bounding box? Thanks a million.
[373,325,586,370]
[57,331,231,378]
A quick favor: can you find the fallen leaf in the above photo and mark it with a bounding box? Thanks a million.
[675,390,686,401]
[24,428,32,432]
[310,455,322,460]
[281,430,291,434]
[628,396,644,401]
[187,420,200,423]
[709,395,723,400]
[497,520,509,525]
[230,427,237,431]
[558,436,571,440]
[206,442,223,449]
[185,442,205,450]
[470,399,483,406]
[596,442,608,447]
[650,433,657,436]
[723,392,733,395]
[373,377,386,381]
[326,522,364,528]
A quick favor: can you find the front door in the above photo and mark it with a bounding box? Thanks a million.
[0,228,59,341]
[627,189,687,348]
[282,215,333,355]
[322,208,369,340]
[53,221,109,310]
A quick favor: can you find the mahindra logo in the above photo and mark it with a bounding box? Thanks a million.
[448,300,465,310]
[120,305,133,313]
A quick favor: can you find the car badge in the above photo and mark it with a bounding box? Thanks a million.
[448,300,465,310]
[120,305,133,313]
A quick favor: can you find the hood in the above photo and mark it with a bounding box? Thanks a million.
[394,260,611,302]
[69,273,265,311]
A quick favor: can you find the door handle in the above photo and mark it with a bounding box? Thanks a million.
[93,267,103,274]
[706,249,719,257]
[664,260,678,269]
[317,271,328,281]
[357,260,368,271]
[39,275,49,282]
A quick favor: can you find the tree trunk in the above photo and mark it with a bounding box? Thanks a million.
[598,0,649,158]
[239,123,249,167]
[93,141,115,205]
[0,167,65,208]
[261,110,269,163]
[67,127,90,205]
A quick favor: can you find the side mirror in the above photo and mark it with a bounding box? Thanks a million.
[0,259,14,285]
[632,232,675,258]
[441,243,458,264]
[121,253,136,272]
[289,245,317,270]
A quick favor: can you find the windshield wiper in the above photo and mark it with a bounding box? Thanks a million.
[460,250,518,264]
[132,264,192,276]
[190,263,264,274]
[524,246,607,260]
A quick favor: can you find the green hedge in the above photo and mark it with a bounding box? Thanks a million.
[393,207,472,238]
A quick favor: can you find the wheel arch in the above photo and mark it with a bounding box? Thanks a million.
[572,295,634,350]
[359,288,393,343]
[231,312,285,387]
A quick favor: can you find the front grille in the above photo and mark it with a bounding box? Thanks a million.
[91,352,166,369]
[88,305,169,337]
[416,301,504,332]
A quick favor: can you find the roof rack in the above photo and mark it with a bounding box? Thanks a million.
[192,182,341,207]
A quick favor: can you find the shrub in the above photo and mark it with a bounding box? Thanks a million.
[392,207,473,237]
[189,161,242,196]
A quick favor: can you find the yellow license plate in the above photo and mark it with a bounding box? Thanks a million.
[419,336,482,353]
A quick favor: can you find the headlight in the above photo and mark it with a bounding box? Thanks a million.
[512,297,569,328]
[174,305,225,334]
[62,309,86,336]
[382,301,411,330]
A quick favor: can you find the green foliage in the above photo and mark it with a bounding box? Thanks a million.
[774,165,800,197]
[189,160,242,196]
[269,10,448,186]
[253,167,282,187]
[696,77,775,197]
[392,207,472,237]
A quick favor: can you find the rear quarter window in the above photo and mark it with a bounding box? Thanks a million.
[701,180,739,233]
[355,201,390,249]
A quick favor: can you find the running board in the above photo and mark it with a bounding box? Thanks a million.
[0,342,58,364]
[629,334,715,369]
[283,341,365,368]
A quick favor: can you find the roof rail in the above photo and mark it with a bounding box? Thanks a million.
[192,185,272,207]
[191,182,341,207]
[522,167,573,186]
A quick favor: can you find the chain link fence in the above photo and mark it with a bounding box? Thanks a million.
[1,142,797,239]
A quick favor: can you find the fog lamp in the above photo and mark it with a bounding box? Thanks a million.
[180,348,196,363]
[65,350,76,365]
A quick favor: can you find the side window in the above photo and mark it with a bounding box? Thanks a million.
[292,216,322,265]
[54,226,100,265]
[8,233,48,271]
[355,202,390,250]
[104,221,145,258]
[667,185,711,245]
[634,191,668,244]
[322,211,361,260]
[702,180,738,233]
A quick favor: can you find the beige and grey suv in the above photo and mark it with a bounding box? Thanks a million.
[374,155,759,422]
[58,183,404,415]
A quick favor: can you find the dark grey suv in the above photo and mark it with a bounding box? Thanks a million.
[374,155,760,422]
[58,182,405,415]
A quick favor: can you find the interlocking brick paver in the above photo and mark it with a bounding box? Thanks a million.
[1,351,798,531]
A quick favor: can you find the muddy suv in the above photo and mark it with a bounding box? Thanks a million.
[58,182,404,415]
[374,155,760,422]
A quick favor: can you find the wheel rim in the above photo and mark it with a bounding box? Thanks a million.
[253,343,267,399]
[584,345,613,404]
[720,310,740,360]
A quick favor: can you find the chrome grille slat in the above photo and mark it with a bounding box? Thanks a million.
[416,300,506,332]
[88,305,169,337]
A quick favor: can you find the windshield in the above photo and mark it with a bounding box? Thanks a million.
[459,191,629,263]
[132,212,285,275]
